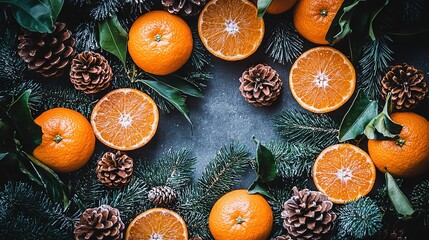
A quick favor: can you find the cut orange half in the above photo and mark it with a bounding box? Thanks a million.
[312,144,376,204]
[289,46,356,113]
[198,0,265,61]
[90,88,159,151]
[126,208,188,240]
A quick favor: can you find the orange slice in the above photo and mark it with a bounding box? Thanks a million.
[312,144,376,204]
[289,46,356,113]
[126,208,188,240]
[90,88,159,151]
[198,0,265,61]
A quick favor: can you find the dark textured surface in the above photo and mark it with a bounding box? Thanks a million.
[139,32,429,184]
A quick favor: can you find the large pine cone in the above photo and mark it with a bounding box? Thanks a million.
[96,151,133,188]
[161,0,207,16]
[148,185,177,206]
[380,63,427,110]
[272,235,293,240]
[281,187,336,240]
[239,64,283,107]
[18,22,76,78]
[70,51,112,94]
[74,205,125,240]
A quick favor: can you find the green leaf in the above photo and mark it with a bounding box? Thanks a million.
[98,14,128,65]
[364,93,402,140]
[339,90,378,142]
[248,181,272,199]
[0,152,8,161]
[20,151,70,208]
[138,79,192,125]
[257,0,272,18]
[368,0,389,40]
[326,0,363,44]
[385,172,415,217]
[47,0,64,22]
[148,74,203,98]
[253,137,276,182]
[0,0,54,33]
[7,90,42,151]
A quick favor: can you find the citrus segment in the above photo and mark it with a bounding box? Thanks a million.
[209,189,273,240]
[368,112,429,177]
[126,208,188,240]
[33,108,95,173]
[289,46,356,113]
[90,88,159,151]
[198,0,265,61]
[128,10,193,75]
[312,144,376,204]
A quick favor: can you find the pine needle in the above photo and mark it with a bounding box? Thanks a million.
[0,27,26,81]
[265,19,303,65]
[189,25,212,70]
[275,110,339,148]
[73,22,100,52]
[90,0,123,21]
[402,0,425,25]
[358,33,394,100]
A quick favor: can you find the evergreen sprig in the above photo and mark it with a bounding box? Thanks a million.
[265,19,303,65]
[189,25,212,70]
[90,0,123,21]
[0,182,75,239]
[358,33,394,100]
[336,197,384,239]
[73,22,100,52]
[275,110,339,148]
[402,0,425,25]
[0,27,26,81]
[411,180,429,226]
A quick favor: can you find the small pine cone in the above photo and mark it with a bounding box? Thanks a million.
[190,237,203,240]
[380,63,427,110]
[281,187,336,240]
[161,0,207,16]
[272,235,293,240]
[148,186,177,206]
[74,205,125,240]
[96,151,133,188]
[373,227,407,240]
[70,51,112,94]
[239,63,283,107]
[18,22,76,78]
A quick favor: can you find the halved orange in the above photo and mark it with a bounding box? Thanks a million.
[289,46,356,113]
[198,0,265,61]
[312,144,376,204]
[126,208,188,240]
[90,88,159,151]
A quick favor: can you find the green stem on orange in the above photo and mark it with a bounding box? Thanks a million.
[395,137,406,147]
[53,135,62,143]
[154,34,162,42]
[236,216,244,224]
[320,9,328,16]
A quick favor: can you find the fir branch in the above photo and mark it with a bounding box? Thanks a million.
[268,187,293,227]
[137,149,196,191]
[402,0,425,25]
[265,19,303,65]
[41,85,97,118]
[275,109,339,148]
[74,22,100,52]
[182,71,212,91]
[125,0,153,13]
[411,179,429,226]
[0,80,43,112]
[189,25,212,70]
[268,141,321,178]
[336,197,383,239]
[90,0,123,21]
[0,27,26,81]
[67,0,92,7]
[358,33,394,100]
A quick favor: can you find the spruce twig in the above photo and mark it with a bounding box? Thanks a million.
[411,180,429,226]
[189,25,212,70]
[275,110,339,148]
[402,0,425,25]
[0,27,26,81]
[73,22,100,52]
[90,0,123,21]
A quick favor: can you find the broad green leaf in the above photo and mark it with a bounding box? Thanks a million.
[339,90,378,142]
[248,181,272,199]
[368,0,389,40]
[148,74,204,98]
[253,137,276,182]
[139,79,192,125]
[364,93,402,140]
[47,0,64,22]
[326,0,363,44]
[7,90,42,151]
[385,172,415,217]
[98,14,128,65]
[257,0,272,18]
[0,0,54,33]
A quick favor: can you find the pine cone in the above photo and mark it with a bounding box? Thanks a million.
[380,63,427,110]
[373,226,407,240]
[70,51,112,94]
[96,151,133,188]
[148,186,177,206]
[281,187,336,240]
[161,0,207,16]
[18,22,76,78]
[190,237,203,240]
[272,235,293,240]
[74,205,125,240]
[239,63,283,107]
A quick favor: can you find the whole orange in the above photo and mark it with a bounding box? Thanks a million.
[33,108,95,173]
[209,189,273,240]
[368,112,429,178]
[128,10,193,76]
[266,0,297,14]
[293,0,344,44]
